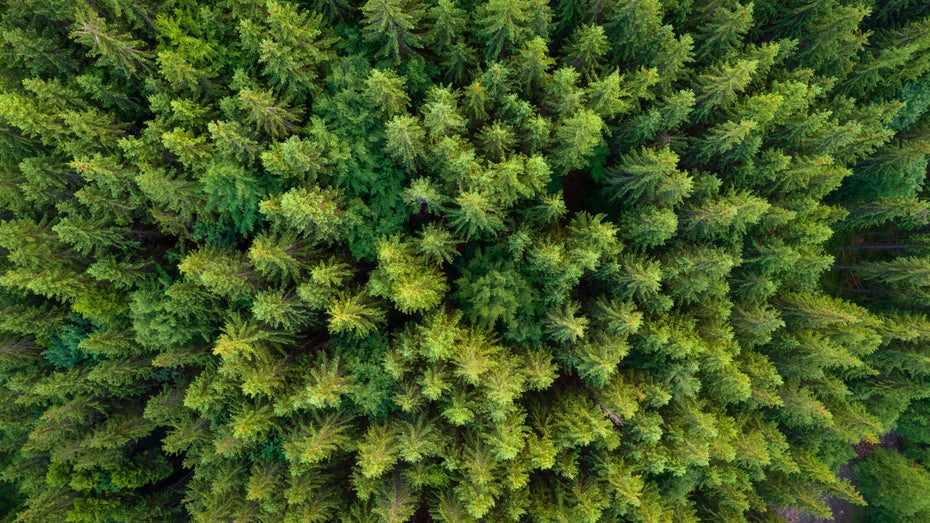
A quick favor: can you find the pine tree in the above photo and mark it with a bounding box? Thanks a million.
[362,0,423,62]
[70,9,152,77]
[364,69,411,119]
[235,87,304,139]
[857,257,930,288]
[553,108,605,173]
[607,146,693,207]
[239,0,337,98]
[1,1,929,521]
[385,115,426,172]
[855,449,930,521]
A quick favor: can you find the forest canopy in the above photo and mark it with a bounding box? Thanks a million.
[1,0,930,521]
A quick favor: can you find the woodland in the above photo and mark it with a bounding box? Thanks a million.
[1,0,930,521]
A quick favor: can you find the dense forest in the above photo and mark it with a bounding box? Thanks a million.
[1,0,929,521]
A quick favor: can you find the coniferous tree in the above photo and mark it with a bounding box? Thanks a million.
[0,0,928,521]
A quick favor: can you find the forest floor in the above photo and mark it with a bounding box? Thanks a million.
[779,433,905,522]
[820,462,866,523]
[777,462,865,523]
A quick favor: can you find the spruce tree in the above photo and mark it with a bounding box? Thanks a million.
[0,0,928,521]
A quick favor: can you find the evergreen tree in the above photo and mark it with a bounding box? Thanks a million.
[0,1,928,521]
[362,0,423,62]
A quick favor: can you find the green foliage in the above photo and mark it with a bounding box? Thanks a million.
[369,235,448,314]
[0,1,929,521]
[362,0,423,62]
[855,449,930,522]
